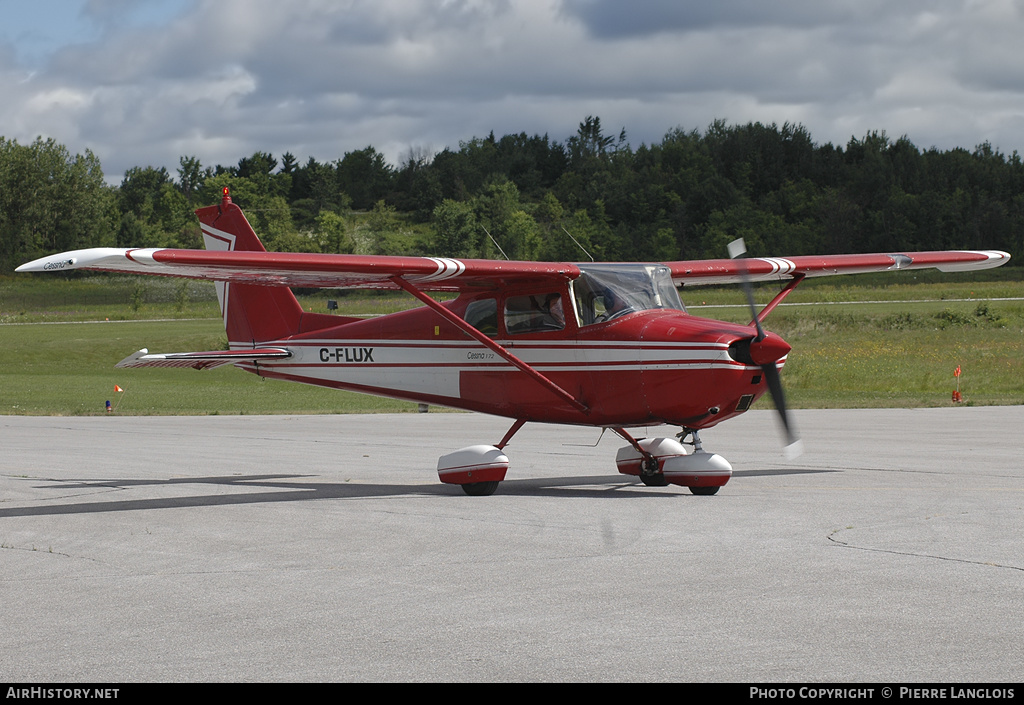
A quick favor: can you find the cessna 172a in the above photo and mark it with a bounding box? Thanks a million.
[18,188,1010,495]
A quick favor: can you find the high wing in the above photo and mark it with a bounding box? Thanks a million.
[15,188,1008,292]
[667,250,1009,286]
[17,247,1009,291]
[16,247,581,292]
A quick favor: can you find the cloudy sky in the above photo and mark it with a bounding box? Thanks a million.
[3,0,1024,183]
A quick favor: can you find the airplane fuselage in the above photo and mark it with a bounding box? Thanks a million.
[241,296,780,429]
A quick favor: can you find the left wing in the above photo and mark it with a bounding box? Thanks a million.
[16,248,580,292]
[667,250,1009,286]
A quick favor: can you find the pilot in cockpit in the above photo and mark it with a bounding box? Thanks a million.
[597,287,632,322]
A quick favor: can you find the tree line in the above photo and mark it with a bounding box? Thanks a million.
[3,117,1023,273]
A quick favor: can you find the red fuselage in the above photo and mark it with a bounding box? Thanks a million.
[240,290,786,430]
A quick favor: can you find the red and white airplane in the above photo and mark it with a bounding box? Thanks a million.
[18,189,1010,495]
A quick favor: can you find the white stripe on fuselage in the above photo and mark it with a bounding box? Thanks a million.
[234,338,758,399]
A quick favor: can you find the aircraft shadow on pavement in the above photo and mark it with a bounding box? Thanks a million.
[733,468,838,478]
[0,467,837,517]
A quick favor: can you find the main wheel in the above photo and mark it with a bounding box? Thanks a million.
[689,485,720,496]
[462,481,500,496]
[638,455,667,486]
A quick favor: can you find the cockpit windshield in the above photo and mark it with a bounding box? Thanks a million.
[571,263,685,326]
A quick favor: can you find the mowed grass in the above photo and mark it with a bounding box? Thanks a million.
[1,319,418,416]
[2,271,1023,415]
[0,274,429,323]
[693,299,1024,408]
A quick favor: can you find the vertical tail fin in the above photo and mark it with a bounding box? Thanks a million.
[194,188,303,346]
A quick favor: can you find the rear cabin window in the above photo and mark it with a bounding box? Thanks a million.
[504,293,566,334]
[464,298,498,336]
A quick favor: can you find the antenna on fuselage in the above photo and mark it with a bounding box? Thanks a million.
[481,226,509,260]
[562,227,595,262]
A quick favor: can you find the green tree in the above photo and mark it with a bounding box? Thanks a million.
[337,147,393,210]
[176,155,206,207]
[314,210,354,254]
[290,157,350,229]
[567,116,626,166]
[119,165,170,220]
[472,177,541,259]
[432,199,479,257]
[0,137,111,270]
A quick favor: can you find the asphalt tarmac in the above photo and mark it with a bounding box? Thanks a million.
[1,407,1022,682]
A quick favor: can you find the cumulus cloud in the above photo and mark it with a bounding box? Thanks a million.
[560,0,887,36]
[2,0,1024,183]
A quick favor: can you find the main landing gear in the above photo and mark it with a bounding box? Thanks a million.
[435,420,732,497]
[436,444,510,496]
[435,420,523,496]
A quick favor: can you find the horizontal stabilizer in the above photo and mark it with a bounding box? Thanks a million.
[116,347,291,371]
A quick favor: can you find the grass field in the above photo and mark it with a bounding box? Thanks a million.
[2,271,1023,415]
[1,319,420,416]
[700,301,1024,407]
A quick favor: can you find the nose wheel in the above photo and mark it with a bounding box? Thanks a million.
[677,429,722,494]
[462,481,500,496]
[689,485,720,496]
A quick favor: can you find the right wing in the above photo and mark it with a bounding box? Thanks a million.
[16,247,581,293]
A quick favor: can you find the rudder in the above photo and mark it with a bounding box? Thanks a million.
[195,188,304,346]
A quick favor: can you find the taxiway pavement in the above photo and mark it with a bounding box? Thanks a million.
[1,407,1022,682]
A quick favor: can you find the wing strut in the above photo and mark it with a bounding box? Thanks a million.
[751,273,806,325]
[391,276,589,414]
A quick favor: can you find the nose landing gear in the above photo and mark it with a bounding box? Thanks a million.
[613,427,732,495]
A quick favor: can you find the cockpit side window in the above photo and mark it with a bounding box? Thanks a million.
[572,264,685,327]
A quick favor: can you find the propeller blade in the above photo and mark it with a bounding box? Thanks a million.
[761,361,803,459]
[728,238,766,341]
[728,237,801,457]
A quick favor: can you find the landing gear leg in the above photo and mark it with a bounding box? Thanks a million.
[677,427,704,452]
[612,427,668,486]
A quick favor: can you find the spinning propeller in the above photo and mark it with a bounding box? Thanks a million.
[727,238,803,459]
